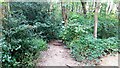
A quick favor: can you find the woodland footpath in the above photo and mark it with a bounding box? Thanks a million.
[0,1,120,67]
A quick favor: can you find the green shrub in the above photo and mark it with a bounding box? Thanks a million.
[2,37,47,67]
[69,35,118,62]
[59,23,91,45]
[60,12,119,65]
[97,14,118,39]
[31,39,47,51]
[67,12,118,39]
[2,2,50,67]
[9,2,62,41]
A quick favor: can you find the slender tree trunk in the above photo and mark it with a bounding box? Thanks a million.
[98,3,101,13]
[0,3,4,36]
[92,0,96,12]
[81,0,87,16]
[93,1,100,38]
[0,3,4,66]
[0,4,3,67]
[106,0,113,14]
[61,1,67,26]
[48,0,52,15]
[0,4,4,19]
[78,5,80,13]
[118,2,120,40]
[71,2,74,12]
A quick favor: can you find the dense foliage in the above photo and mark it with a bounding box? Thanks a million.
[1,2,60,67]
[1,2,119,67]
[70,35,118,62]
[59,23,91,45]
[60,12,119,64]
[9,2,61,41]
[67,12,118,39]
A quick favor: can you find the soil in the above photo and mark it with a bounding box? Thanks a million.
[99,54,118,66]
[36,40,119,66]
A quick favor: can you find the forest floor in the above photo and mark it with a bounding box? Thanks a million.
[36,40,118,66]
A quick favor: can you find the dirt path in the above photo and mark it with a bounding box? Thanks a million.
[99,54,118,66]
[36,41,118,66]
[36,42,85,66]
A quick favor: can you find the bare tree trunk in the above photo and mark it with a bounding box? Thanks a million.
[50,0,53,12]
[71,2,74,12]
[0,3,4,36]
[93,1,100,38]
[61,1,67,26]
[0,3,4,66]
[91,0,95,13]
[78,5,81,12]
[0,4,3,67]
[98,3,101,13]
[81,0,87,16]
[93,0,95,9]
[0,4,4,19]
[106,0,113,14]
[118,2,120,40]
